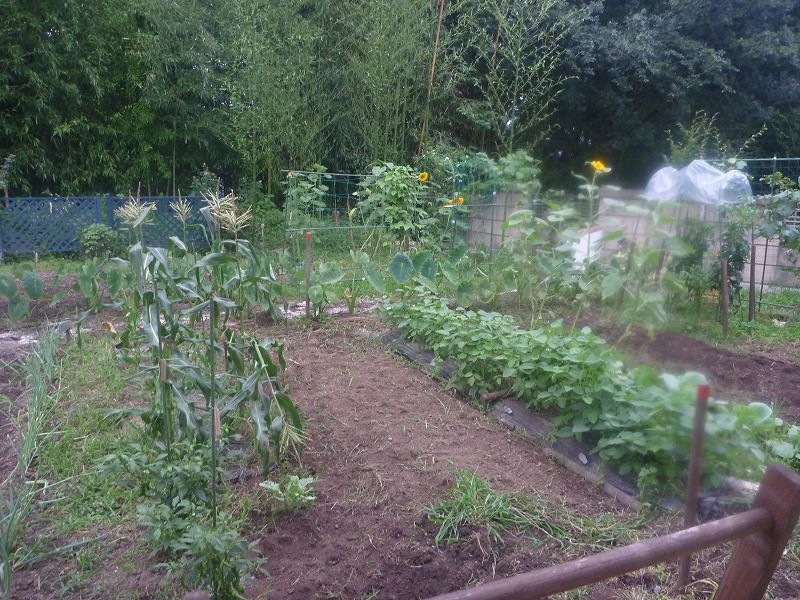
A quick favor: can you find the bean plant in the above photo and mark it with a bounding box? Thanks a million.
[383,292,795,496]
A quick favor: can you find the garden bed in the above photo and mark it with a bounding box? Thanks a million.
[1,286,799,598]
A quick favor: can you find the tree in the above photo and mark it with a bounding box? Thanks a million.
[221,0,334,195]
[0,0,228,196]
[542,0,800,188]
[332,0,434,166]
[439,0,576,155]
[0,0,125,194]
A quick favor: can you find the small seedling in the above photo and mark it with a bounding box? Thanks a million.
[260,475,316,512]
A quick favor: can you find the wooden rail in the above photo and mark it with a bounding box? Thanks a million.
[428,463,800,600]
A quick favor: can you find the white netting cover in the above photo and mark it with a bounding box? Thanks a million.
[643,160,752,205]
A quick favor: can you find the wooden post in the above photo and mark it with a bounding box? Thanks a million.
[715,463,800,600]
[721,258,730,337]
[426,465,800,600]
[305,232,312,319]
[748,242,757,321]
[677,382,711,590]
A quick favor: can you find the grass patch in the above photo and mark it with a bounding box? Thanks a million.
[0,255,84,275]
[37,333,138,533]
[425,467,642,551]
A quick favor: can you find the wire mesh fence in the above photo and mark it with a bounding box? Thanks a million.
[737,158,800,195]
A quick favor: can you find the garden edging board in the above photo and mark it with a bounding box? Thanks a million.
[379,329,648,511]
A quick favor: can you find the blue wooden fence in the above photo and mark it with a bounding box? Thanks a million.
[0,196,208,258]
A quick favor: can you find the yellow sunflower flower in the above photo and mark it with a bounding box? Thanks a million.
[457,197,464,205]
[590,160,607,172]
[418,172,429,182]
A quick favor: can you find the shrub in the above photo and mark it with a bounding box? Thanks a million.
[79,223,122,258]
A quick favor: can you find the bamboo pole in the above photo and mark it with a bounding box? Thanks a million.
[721,258,730,337]
[418,0,446,156]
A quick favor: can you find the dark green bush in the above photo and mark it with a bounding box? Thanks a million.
[79,223,123,258]
[242,190,285,248]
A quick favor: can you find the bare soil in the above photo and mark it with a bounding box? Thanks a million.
[1,279,799,599]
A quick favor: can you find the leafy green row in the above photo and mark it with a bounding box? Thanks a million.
[383,292,797,495]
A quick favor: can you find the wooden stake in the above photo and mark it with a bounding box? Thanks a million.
[305,232,312,319]
[721,258,730,337]
[748,242,756,321]
[677,381,710,590]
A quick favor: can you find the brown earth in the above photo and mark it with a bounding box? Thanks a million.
[584,320,800,424]
[0,278,799,599]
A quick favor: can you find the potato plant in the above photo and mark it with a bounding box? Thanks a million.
[382,291,796,496]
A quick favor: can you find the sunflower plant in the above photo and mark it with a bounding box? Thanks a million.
[356,162,435,250]
[575,159,612,225]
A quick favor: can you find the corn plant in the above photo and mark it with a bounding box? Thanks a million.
[105,206,299,596]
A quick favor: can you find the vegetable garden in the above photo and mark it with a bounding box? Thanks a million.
[1,158,799,599]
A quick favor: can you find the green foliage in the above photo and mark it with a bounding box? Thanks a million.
[0,269,48,322]
[425,468,561,547]
[189,165,221,197]
[105,440,217,507]
[242,190,284,248]
[357,163,435,249]
[0,330,60,595]
[166,517,258,600]
[758,172,800,261]
[766,425,800,470]
[111,440,259,599]
[79,223,123,258]
[98,212,301,595]
[715,210,751,297]
[2,0,798,195]
[259,475,317,512]
[383,293,795,495]
[666,111,725,167]
[442,0,573,153]
[285,166,331,218]
[496,151,542,198]
[380,243,496,309]
[0,155,14,191]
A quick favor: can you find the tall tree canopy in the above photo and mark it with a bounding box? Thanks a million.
[1,0,798,195]
[540,0,800,186]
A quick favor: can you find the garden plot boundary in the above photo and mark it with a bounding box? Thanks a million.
[380,329,756,515]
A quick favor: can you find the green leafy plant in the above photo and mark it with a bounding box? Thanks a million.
[0,269,46,322]
[496,150,542,199]
[285,166,331,217]
[383,293,792,495]
[308,261,344,318]
[167,517,259,600]
[189,164,222,197]
[79,223,123,258]
[758,172,800,278]
[259,475,316,512]
[425,467,566,547]
[357,163,434,250]
[0,330,60,594]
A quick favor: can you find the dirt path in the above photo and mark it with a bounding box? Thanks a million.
[2,281,799,598]
[244,317,642,599]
